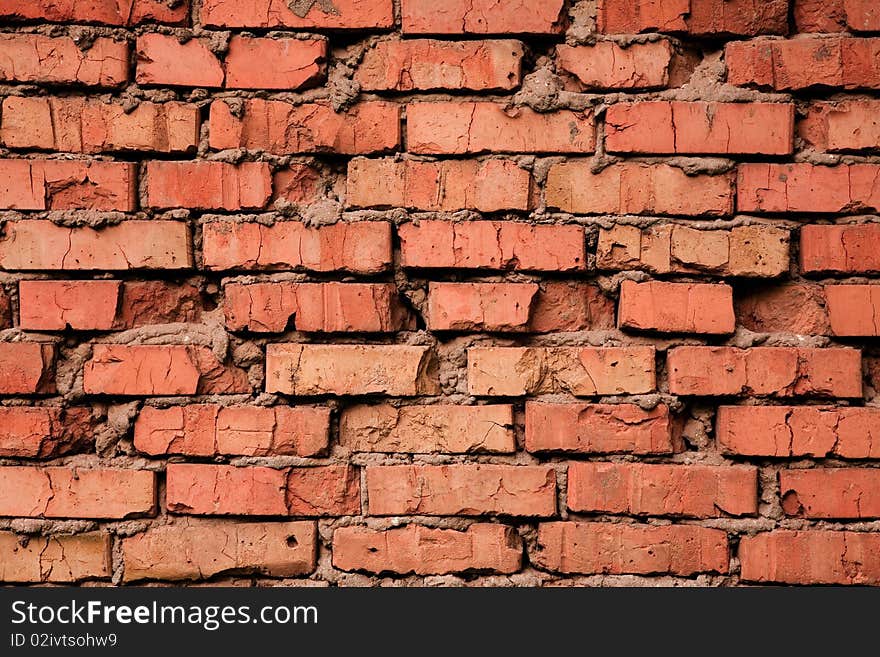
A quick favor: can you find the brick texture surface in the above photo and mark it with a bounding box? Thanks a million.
[0,0,876,589]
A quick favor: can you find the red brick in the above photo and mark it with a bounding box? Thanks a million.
[800,224,880,274]
[399,220,584,272]
[200,0,394,29]
[717,405,880,459]
[134,405,330,457]
[0,532,110,583]
[781,469,880,518]
[0,34,128,86]
[83,345,250,396]
[618,280,735,335]
[667,347,862,397]
[606,101,794,155]
[825,285,880,336]
[224,282,410,333]
[0,288,9,329]
[333,524,522,575]
[357,39,523,91]
[800,101,880,152]
[427,283,536,331]
[726,37,880,90]
[122,520,316,582]
[528,282,617,333]
[272,164,322,205]
[115,281,204,328]
[209,100,400,155]
[0,407,92,458]
[202,221,391,273]
[407,102,594,154]
[795,0,847,32]
[846,0,880,31]
[1,97,199,154]
[0,221,191,272]
[346,158,533,212]
[534,522,729,576]
[568,462,758,518]
[738,163,880,214]
[0,344,55,394]
[546,161,734,216]
[166,463,360,517]
[556,41,677,90]
[136,34,223,87]
[402,0,565,35]
[224,36,327,90]
[0,0,188,25]
[740,531,880,585]
[0,467,156,519]
[597,0,788,35]
[735,284,831,335]
[266,344,439,396]
[525,403,677,455]
[339,404,515,454]
[0,160,136,211]
[597,223,790,278]
[19,280,120,331]
[146,161,272,211]
[467,346,656,396]
[366,464,556,516]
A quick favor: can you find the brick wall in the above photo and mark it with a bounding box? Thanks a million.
[0,0,879,587]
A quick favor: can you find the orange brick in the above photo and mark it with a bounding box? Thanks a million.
[0,0,188,25]
[738,163,880,213]
[402,0,565,35]
[0,160,136,211]
[800,224,880,274]
[781,469,880,518]
[427,283,536,331]
[145,161,272,211]
[19,280,120,331]
[598,0,788,35]
[136,34,223,87]
[800,101,880,152]
[735,284,831,335]
[225,36,326,90]
[567,462,758,517]
[0,532,110,583]
[0,343,56,394]
[0,34,128,86]
[825,285,880,335]
[557,41,676,90]
[618,280,735,335]
[0,407,92,458]
[200,0,394,29]
[467,346,656,396]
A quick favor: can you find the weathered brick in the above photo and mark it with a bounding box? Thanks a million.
[618,280,735,335]
[146,161,272,211]
[606,101,794,155]
[357,39,524,91]
[224,282,410,333]
[596,223,790,277]
[800,224,880,275]
[528,282,617,333]
[795,0,847,32]
[846,0,880,31]
[0,221,191,271]
[200,0,394,29]
[134,405,330,457]
[202,221,392,273]
[136,34,223,87]
[0,160,136,211]
[347,158,533,212]
[83,345,250,396]
[735,284,831,335]
[366,465,556,516]
[825,285,880,336]
[534,522,729,575]
[0,467,156,518]
[738,164,880,214]
[0,0,188,25]
[567,462,758,518]
[0,343,56,394]
[727,37,880,90]
[546,161,734,216]
[333,524,522,575]
[717,405,880,459]
[209,100,399,155]
[0,97,199,154]
[399,220,584,272]
[266,344,439,396]
[122,521,317,582]
[525,403,677,455]
[402,0,565,35]
[781,469,880,518]
[19,280,121,331]
[339,404,515,453]
[467,347,656,396]
[0,34,128,86]
[407,102,594,154]
[667,347,862,397]
[0,407,92,458]
[597,0,788,35]
[800,101,880,152]
[166,463,360,516]
[225,36,326,90]
[740,531,880,585]
[427,283,536,331]
[556,41,677,90]
[0,532,110,583]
